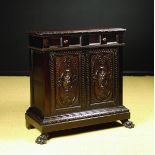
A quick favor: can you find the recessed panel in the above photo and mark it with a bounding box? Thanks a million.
[55,55,80,109]
[88,48,115,107]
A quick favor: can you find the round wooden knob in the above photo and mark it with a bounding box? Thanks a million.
[64,39,68,44]
[102,37,107,42]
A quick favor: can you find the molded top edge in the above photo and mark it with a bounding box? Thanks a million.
[28,28,126,36]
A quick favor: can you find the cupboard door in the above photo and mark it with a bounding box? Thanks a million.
[85,47,119,108]
[49,51,85,114]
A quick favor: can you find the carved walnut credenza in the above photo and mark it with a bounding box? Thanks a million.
[25,28,134,144]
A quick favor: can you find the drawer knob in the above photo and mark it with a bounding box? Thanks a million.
[64,39,69,44]
[102,37,107,42]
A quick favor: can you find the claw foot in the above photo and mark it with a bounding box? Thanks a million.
[35,133,50,144]
[121,120,134,129]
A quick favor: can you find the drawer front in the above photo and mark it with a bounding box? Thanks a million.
[85,47,119,108]
[49,51,85,115]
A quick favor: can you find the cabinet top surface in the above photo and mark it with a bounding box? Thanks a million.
[28,28,126,36]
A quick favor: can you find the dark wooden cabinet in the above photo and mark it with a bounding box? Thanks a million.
[25,28,134,144]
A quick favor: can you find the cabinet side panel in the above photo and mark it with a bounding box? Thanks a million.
[31,50,44,115]
[49,54,56,114]
[118,47,123,105]
[113,47,123,106]
[43,53,51,116]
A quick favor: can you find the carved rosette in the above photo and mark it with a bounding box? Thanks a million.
[56,55,79,109]
[91,52,113,103]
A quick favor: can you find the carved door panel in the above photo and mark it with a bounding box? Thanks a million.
[86,48,118,108]
[50,52,85,114]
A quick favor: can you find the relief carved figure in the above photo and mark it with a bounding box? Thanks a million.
[56,56,79,108]
[91,53,113,103]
